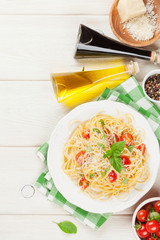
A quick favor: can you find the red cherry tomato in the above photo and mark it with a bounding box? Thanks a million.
[79,177,89,190]
[75,151,86,166]
[155,201,160,213]
[82,129,90,140]
[121,133,134,146]
[137,143,146,155]
[137,209,149,222]
[156,228,160,237]
[108,170,117,183]
[144,203,154,213]
[108,134,120,146]
[146,220,160,233]
[120,155,131,167]
[136,224,150,238]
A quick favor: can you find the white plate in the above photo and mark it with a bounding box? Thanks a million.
[47,100,159,213]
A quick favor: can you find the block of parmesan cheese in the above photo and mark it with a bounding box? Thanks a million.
[117,0,146,23]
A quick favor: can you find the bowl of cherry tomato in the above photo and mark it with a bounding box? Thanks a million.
[132,197,160,240]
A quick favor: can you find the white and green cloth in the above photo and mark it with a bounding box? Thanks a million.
[35,76,160,230]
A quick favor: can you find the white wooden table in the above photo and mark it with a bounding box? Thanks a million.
[0,1,160,239]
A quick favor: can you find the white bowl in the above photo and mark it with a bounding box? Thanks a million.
[47,100,160,213]
[142,70,160,103]
[132,197,160,240]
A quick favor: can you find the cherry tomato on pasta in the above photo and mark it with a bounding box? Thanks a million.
[82,129,90,140]
[137,209,149,222]
[136,224,150,238]
[146,220,160,233]
[155,228,160,237]
[121,133,134,146]
[75,151,86,166]
[155,201,160,213]
[79,177,89,190]
[120,156,131,167]
[108,170,117,183]
[108,134,120,146]
[137,143,146,155]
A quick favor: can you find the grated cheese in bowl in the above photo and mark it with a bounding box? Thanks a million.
[123,0,158,41]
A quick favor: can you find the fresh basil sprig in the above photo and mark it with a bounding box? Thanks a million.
[52,221,77,234]
[103,141,125,173]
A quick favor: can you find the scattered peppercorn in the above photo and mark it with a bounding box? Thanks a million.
[145,74,160,101]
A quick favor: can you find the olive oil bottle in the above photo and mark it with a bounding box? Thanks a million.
[51,61,139,107]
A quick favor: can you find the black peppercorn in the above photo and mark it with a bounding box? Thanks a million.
[144,74,160,101]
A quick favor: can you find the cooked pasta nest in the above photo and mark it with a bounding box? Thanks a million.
[62,113,150,200]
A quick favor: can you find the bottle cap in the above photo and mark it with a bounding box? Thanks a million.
[126,61,140,75]
[151,51,160,64]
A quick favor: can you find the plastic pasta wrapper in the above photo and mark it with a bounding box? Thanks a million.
[51,60,139,107]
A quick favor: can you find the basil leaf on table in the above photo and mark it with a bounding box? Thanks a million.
[52,221,77,234]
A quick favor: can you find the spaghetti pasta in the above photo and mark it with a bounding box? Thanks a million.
[62,113,150,200]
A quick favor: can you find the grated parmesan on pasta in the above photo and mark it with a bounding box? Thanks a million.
[123,0,158,41]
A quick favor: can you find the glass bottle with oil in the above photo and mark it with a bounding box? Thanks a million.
[51,60,139,107]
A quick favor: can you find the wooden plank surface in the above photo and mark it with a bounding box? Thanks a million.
[0,81,159,146]
[0,0,113,15]
[0,15,159,81]
[0,0,160,239]
[0,215,135,240]
[0,81,68,146]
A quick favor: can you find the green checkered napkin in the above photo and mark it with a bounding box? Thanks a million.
[98,76,160,145]
[36,143,112,230]
[35,76,160,230]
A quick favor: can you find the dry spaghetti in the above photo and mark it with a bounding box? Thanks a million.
[62,113,150,200]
